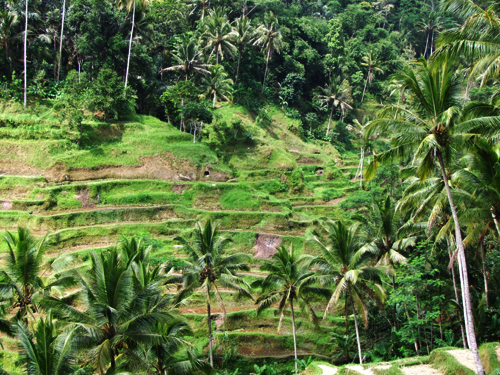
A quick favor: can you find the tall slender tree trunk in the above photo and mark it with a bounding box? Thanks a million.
[437,152,485,375]
[491,208,500,236]
[424,33,429,58]
[125,0,136,89]
[481,242,489,310]
[207,302,213,366]
[326,105,333,137]
[262,48,270,93]
[290,299,298,373]
[361,69,370,103]
[349,293,363,364]
[24,0,28,107]
[235,46,242,84]
[447,237,467,348]
[213,92,216,108]
[57,0,66,82]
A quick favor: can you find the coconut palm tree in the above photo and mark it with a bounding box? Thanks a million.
[42,249,175,374]
[0,9,19,71]
[203,11,236,65]
[16,310,77,375]
[317,76,353,137]
[417,10,443,58]
[232,16,254,84]
[363,58,500,375]
[160,35,211,81]
[0,227,74,322]
[358,195,415,274]
[308,221,387,365]
[116,0,147,88]
[56,0,66,82]
[253,246,322,373]
[253,11,283,91]
[201,65,234,108]
[23,0,28,107]
[171,220,252,366]
[127,319,212,375]
[360,52,383,103]
[437,0,500,85]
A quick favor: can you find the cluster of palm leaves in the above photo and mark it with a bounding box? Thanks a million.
[161,7,283,105]
[0,228,211,375]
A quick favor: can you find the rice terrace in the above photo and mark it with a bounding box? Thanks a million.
[1,0,500,374]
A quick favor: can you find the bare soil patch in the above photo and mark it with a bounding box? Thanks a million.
[446,349,476,372]
[74,189,95,207]
[345,365,374,375]
[172,184,188,194]
[400,365,441,375]
[254,233,282,259]
[326,197,345,206]
[318,365,337,375]
[0,201,12,210]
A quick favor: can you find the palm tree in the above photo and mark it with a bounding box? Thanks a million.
[186,0,209,20]
[0,227,74,322]
[232,16,254,84]
[253,246,321,373]
[171,220,252,366]
[360,52,383,103]
[0,10,19,71]
[203,11,236,65]
[23,0,28,107]
[253,11,283,91]
[16,310,77,375]
[43,250,175,374]
[160,35,211,81]
[317,76,353,137]
[437,0,500,85]
[363,59,498,375]
[358,195,414,275]
[119,236,152,265]
[201,65,234,108]
[308,221,387,365]
[130,320,212,375]
[117,0,147,88]
[417,10,442,58]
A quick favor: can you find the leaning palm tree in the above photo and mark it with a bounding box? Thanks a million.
[308,221,387,365]
[117,0,147,88]
[0,227,74,322]
[42,250,175,374]
[203,11,236,64]
[253,246,321,373]
[171,220,252,366]
[364,58,499,375]
[232,16,255,84]
[201,65,234,108]
[253,11,283,91]
[160,35,211,81]
[317,76,353,137]
[16,310,77,375]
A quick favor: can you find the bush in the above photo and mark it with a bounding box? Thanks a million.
[86,68,136,121]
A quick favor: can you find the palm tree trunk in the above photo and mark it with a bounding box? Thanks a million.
[424,33,429,58]
[361,70,370,103]
[124,0,136,89]
[481,242,489,310]
[349,293,363,364]
[57,0,66,83]
[447,237,467,348]
[437,152,485,375]
[262,47,270,92]
[326,105,333,137]
[24,0,28,107]
[235,46,242,84]
[213,92,216,108]
[290,299,298,373]
[491,208,500,237]
[207,302,213,366]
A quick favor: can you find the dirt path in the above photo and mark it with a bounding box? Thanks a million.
[446,349,476,372]
[400,365,441,375]
[318,365,337,375]
[345,365,374,375]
